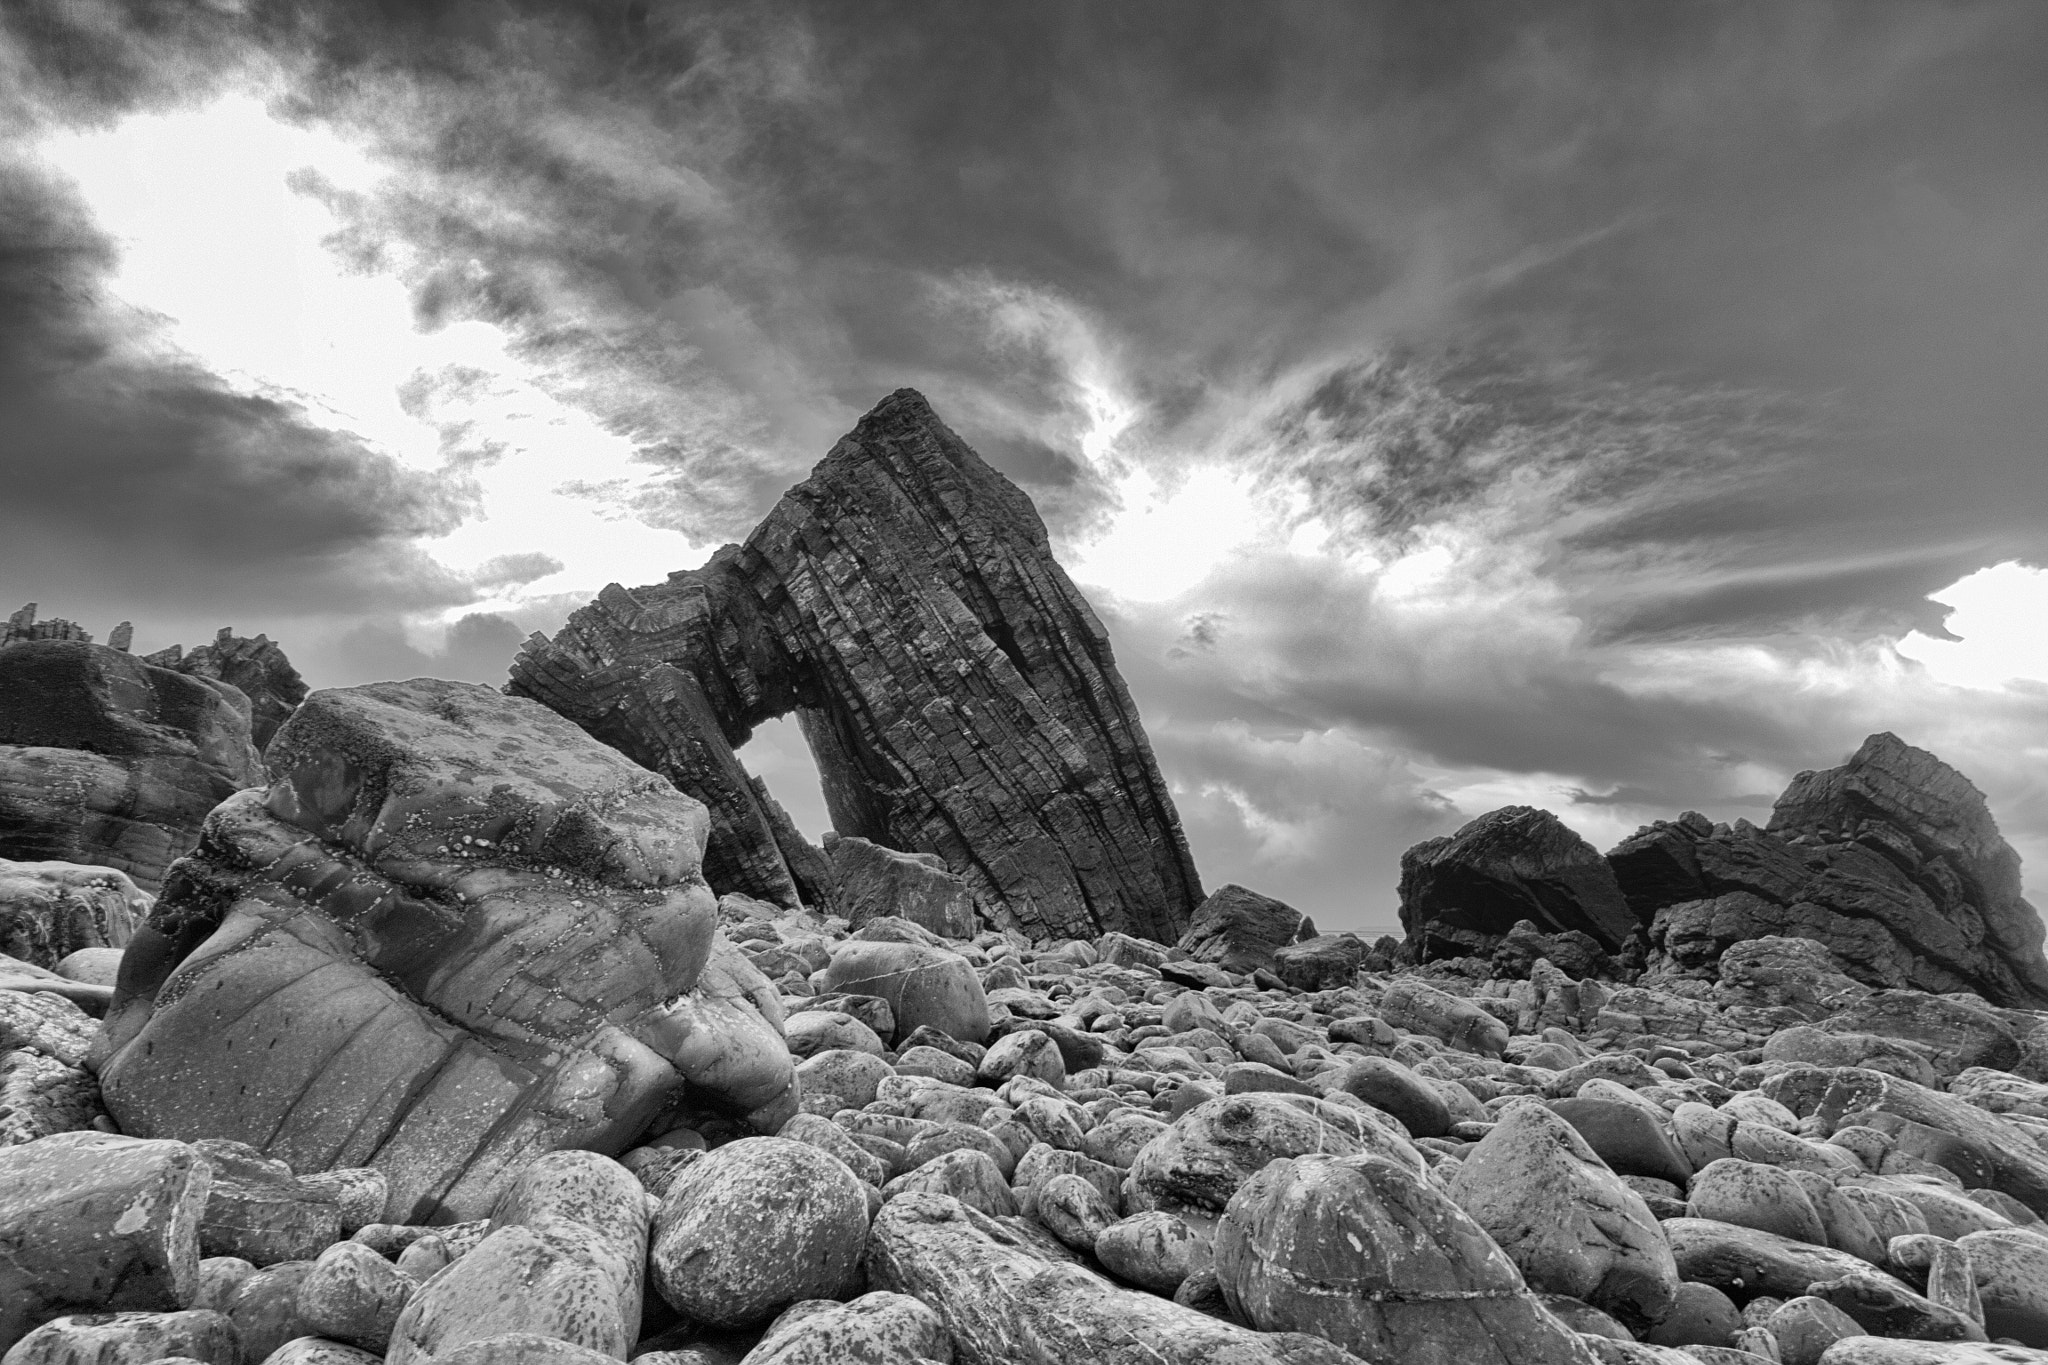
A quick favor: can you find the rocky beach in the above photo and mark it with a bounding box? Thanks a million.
[2,393,2047,1365]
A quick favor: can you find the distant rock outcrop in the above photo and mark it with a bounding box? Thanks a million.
[147,629,308,751]
[1175,884,1315,977]
[510,389,1204,943]
[92,678,795,1223]
[0,641,263,892]
[1613,733,2048,1009]
[1398,806,1638,966]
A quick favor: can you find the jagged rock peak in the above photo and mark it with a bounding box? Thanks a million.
[167,628,309,752]
[512,388,1204,943]
[1613,732,2048,1009]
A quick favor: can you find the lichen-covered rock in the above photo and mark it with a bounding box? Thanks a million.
[92,679,794,1222]
[193,1141,342,1267]
[1447,1100,1680,1328]
[1215,1152,1600,1365]
[0,642,264,893]
[387,1152,649,1365]
[0,1049,103,1147]
[743,1291,951,1365]
[510,390,1204,941]
[0,860,146,969]
[1,1310,237,1365]
[1686,1158,1829,1245]
[297,1241,414,1353]
[865,1190,1358,1365]
[1093,1210,1213,1295]
[978,1030,1065,1089]
[651,1137,869,1329]
[815,940,990,1046]
[1400,807,1638,963]
[0,1133,213,1349]
[1956,1229,2048,1347]
[0,991,97,1067]
[1123,1093,1402,1221]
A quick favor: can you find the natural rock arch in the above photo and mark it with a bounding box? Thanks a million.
[510,389,1204,943]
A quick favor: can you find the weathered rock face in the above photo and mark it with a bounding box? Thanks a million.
[509,389,1204,942]
[1399,806,1638,965]
[92,679,794,1223]
[149,629,309,752]
[1613,735,2048,1008]
[0,642,264,893]
[0,859,147,969]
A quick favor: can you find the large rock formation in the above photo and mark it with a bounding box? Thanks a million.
[1398,806,1638,965]
[510,389,1203,943]
[1611,734,2048,1009]
[91,678,795,1222]
[147,629,308,752]
[0,641,264,892]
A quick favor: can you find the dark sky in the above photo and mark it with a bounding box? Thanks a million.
[5,0,2047,930]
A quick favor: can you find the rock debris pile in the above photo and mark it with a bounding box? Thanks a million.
[1,392,2046,1365]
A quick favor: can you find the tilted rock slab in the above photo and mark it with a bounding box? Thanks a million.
[92,679,794,1222]
[1611,734,2048,1008]
[509,389,1204,942]
[0,641,263,893]
[864,1189,1360,1365]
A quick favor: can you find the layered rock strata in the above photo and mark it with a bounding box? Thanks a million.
[510,389,1203,942]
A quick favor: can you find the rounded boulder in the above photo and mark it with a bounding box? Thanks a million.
[815,941,989,1046]
[650,1136,870,1328]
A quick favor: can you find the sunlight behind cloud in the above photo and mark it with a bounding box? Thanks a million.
[1896,561,2048,690]
[31,91,700,626]
[1068,464,1260,603]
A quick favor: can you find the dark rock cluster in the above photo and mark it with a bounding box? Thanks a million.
[1399,734,2048,1011]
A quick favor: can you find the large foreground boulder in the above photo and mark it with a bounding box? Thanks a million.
[92,679,795,1222]
[1612,735,2048,1008]
[1399,806,1638,964]
[0,642,264,892]
[509,389,1205,941]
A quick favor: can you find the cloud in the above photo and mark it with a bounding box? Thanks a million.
[303,611,527,688]
[0,148,474,628]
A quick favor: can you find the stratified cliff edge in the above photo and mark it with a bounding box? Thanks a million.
[511,388,1205,943]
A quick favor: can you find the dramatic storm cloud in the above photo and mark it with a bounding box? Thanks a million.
[6,1,2047,931]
